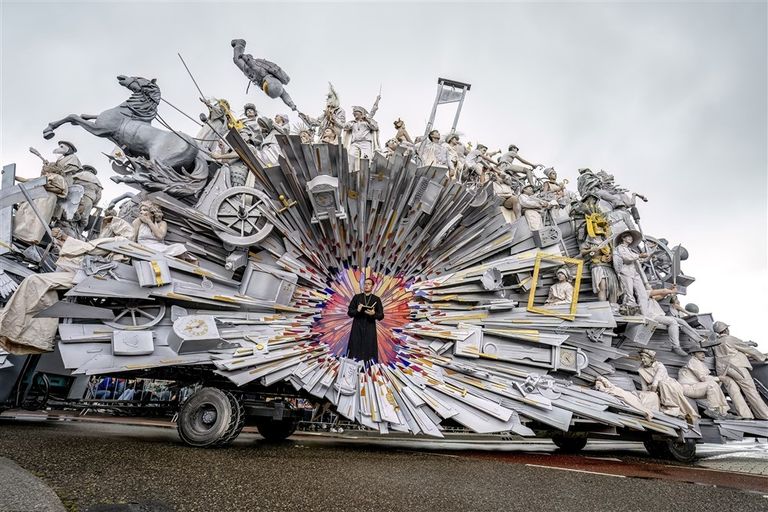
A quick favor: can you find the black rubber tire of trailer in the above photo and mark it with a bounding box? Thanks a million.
[551,434,588,453]
[256,418,299,442]
[176,387,237,448]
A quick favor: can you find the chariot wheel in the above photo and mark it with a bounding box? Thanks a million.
[210,186,274,247]
[102,300,166,330]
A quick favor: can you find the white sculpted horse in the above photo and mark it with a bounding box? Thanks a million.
[43,75,210,197]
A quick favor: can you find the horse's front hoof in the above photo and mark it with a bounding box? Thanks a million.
[42,128,55,140]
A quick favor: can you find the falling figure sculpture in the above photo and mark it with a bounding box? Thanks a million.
[231,39,298,112]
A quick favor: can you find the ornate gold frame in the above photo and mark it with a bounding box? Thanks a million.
[526,252,584,321]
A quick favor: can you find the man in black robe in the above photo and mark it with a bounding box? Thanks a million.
[346,278,384,363]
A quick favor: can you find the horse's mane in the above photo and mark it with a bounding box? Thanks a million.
[122,83,160,122]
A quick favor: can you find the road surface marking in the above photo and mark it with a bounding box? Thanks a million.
[525,464,626,478]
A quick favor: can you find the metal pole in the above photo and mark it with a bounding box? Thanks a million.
[451,86,468,133]
[424,83,443,137]
[18,183,55,241]
[0,164,16,255]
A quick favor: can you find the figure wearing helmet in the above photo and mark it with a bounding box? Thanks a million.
[231,39,298,111]
[711,321,768,419]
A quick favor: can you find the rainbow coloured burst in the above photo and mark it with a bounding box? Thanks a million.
[313,267,413,364]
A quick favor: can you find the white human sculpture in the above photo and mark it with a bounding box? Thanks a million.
[15,142,79,244]
[545,267,574,305]
[518,184,556,231]
[299,83,346,138]
[646,286,691,356]
[131,200,188,258]
[677,347,730,418]
[614,230,649,315]
[712,321,768,419]
[595,376,654,420]
[344,106,379,170]
[638,349,699,421]
[415,130,449,168]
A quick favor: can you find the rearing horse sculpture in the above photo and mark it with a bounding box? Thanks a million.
[43,75,210,197]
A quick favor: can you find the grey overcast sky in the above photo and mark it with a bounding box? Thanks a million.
[1,1,766,346]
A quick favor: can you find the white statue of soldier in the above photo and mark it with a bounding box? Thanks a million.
[15,141,79,244]
[344,106,379,170]
[518,184,557,231]
[677,346,730,419]
[299,83,346,138]
[231,39,298,111]
[613,229,650,315]
[712,321,768,419]
[444,132,465,180]
[72,164,103,233]
[580,236,620,303]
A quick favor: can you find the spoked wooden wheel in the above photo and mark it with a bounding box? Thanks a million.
[102,300,166,330]
[211,186,274,247]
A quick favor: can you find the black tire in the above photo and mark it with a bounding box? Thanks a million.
[256,418,298,442]
[644,438,697,462]
[663,438,697,463]
[643,439,666,458]
[552,435,588,453]
[216,392,245,447]
[21,373,50,411]
[176,387,235,448]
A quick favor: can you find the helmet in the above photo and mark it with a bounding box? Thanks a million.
[684,303,699,314]
[712,321,729,334]
[262,76,283,99]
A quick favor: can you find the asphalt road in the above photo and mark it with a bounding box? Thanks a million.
[0,420,767,512]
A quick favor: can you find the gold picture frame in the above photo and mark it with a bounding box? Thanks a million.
[526,252,584,321]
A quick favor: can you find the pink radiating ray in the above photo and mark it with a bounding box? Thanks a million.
[313,267,413,364]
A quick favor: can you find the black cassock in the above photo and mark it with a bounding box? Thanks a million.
[346,293,384,363]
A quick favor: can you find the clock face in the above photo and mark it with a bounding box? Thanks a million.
[560,350,576,368]
[183,318,210,337]
[316,191,334,207]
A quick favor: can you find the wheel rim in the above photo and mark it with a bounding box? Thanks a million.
[211,186,274,246]
[191,402,219,433]
[103,301,166,330]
